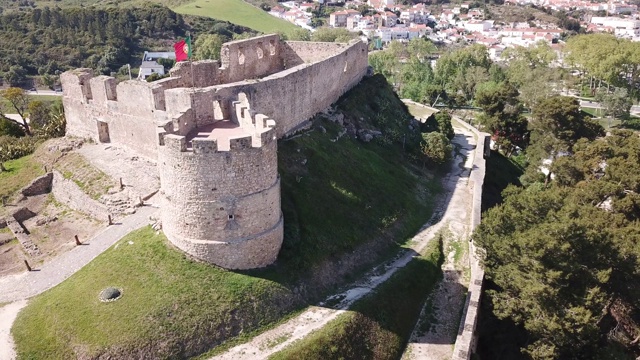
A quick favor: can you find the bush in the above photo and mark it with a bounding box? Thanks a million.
[0,135,39,163]
[421,131,452,165]
[0,117,26,137]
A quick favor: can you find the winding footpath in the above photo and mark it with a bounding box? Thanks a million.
[209,122,479,360]
[0,204,158,359]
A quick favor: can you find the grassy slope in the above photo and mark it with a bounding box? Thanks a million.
[270,236,444,360]
[0,155,44,201]
[173,0,298,36]
[12,227,297,359]
[0,95,61,111]
[12,76,441,358]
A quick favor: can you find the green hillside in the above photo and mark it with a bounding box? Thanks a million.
[0,0,298,37]
[12,75,442,359]
[173,0,298,36]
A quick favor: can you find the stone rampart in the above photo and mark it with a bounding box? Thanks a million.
[60,34,368,269]
[164,39,368,138]
[157,104,282,269]
[452,119,489,360]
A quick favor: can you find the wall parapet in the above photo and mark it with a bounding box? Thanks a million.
[452,118,490,360]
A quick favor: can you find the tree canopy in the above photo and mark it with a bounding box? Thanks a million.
[476,129,640,360]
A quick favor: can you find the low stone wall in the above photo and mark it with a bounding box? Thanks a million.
[6,218,41,257]
[51,171,109,221]
[20,173,53,197]
[452,118,489,360]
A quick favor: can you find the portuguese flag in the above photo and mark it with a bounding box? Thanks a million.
[174,36,192,62]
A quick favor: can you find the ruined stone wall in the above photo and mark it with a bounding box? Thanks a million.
[280,41,351,66]
[61,70,169,159]
[62,36,368,155]
[20,173,53,197]
[164,39,369,138]
[51,171,109,220]
[220,34,283,83]
[157,122,282,269]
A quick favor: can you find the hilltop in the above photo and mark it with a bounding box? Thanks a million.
[11,74,444,359]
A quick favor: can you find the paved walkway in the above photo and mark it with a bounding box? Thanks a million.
[0,205,158,303]
[209,125,480,360]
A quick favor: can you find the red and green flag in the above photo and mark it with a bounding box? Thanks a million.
[174,36,192,62]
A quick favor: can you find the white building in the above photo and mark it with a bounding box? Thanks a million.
[138,61,165,80]
[591,16,640,38]
[138,51,175,80]
[464,20,492,32]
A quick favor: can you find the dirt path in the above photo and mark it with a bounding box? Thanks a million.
[0,300,27,360]
[209,125,479,360]
[403,119,479,360]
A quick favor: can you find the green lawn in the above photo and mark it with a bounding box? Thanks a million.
[174,0,299,36]
[12,227,298,359]
[270,235,444,360]
[404,101,439,119]
[0,154,44,201]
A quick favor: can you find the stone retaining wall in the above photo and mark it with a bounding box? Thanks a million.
[51,171,109,221]
[20,173,53,197]
[452,118,489,360]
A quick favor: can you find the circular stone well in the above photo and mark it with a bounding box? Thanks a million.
[99,287,123,302]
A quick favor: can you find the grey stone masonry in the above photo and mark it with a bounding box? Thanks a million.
[59,34,368,269]
[20,173,53,197]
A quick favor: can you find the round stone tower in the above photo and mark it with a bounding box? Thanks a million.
[157,108,283,269]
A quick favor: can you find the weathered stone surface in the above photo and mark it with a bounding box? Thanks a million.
[20,173,53,197]
[7,219,41,257]
[51,171,109,220]
[60,34,368,269]
[12,207,36,222]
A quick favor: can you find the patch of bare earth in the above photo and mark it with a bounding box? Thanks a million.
[0,139,159,276]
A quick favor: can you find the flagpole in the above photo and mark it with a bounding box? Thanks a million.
[187,31,198,128]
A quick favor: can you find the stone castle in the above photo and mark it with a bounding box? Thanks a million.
[60,34,369,269]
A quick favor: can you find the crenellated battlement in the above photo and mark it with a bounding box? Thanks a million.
[60,34,368,269]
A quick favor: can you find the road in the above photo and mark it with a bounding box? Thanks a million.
[579,100,640,114]
[26,89,62,96]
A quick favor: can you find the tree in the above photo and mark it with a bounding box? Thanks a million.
[194,34,226,60]
[27,101,51,131]
[0,88,32,136]
[502,42,560,109]
[474,81,529,154]
[434,111,455,140]
[527,96,604,182]
[595,87,632,121]
[289,28,311,41]
[420,131,452,165]
[476,130,640,359]
[311,28,357,43]
[5,65,27,86]
[434,44,492,105]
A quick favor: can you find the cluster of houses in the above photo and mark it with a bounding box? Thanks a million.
[505,0,637,14]
[266,0,640,54]
[587,16,640,39]
[269,2,316,30]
